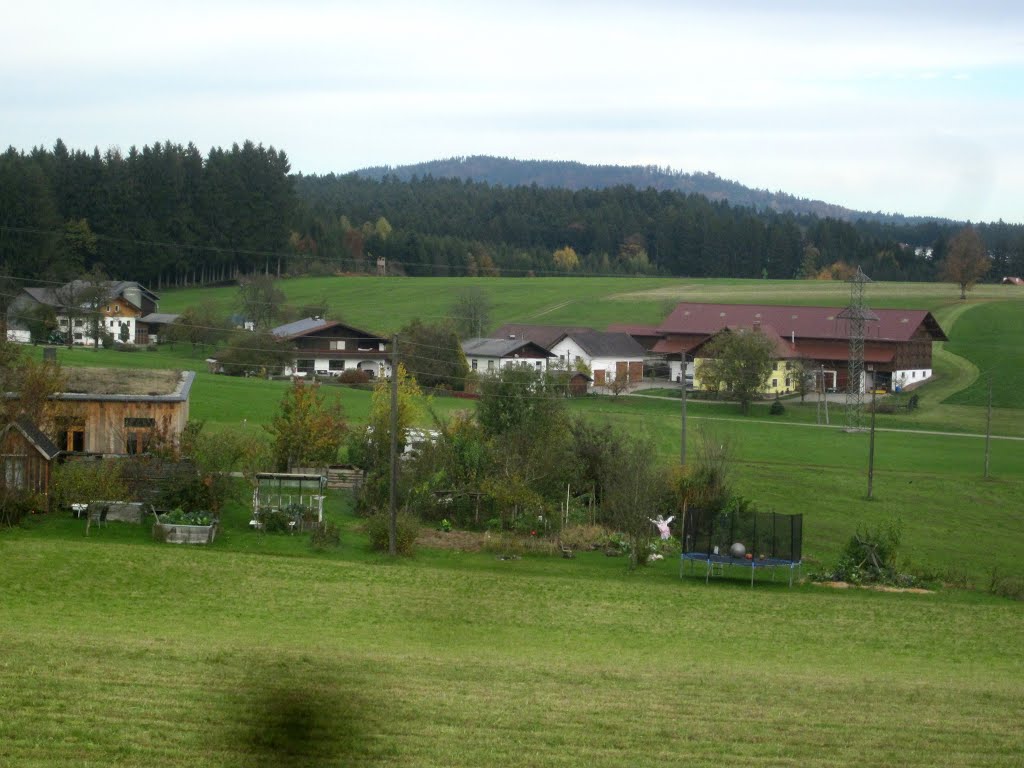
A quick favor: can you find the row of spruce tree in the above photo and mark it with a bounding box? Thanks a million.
[2,139,1024,288]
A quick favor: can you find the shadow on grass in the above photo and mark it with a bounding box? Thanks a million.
[224,656,380,767]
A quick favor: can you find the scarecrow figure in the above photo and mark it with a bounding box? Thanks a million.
[649,515,675,540]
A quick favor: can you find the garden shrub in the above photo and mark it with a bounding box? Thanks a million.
[338,370,371,385]
[559,524,611,551]
[0,490,45,527]
[310,522,341,550]
[769,398,785,415]
[365,511,419,555]
[260,508,293,533]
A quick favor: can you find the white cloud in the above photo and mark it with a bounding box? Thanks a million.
[3,1,1023,221]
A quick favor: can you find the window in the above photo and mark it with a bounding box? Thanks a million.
[105,305,110,312]
[114,305,120,314]
[74,319,84,327]
[124,417,156,455]
[330,340,346,350]
[559,354,566,363]
[328,359,345,371]
[297,359,315,374]
[772,378,778,388]
[535,360,542,370]
[487,359,495,371]
[67,429,85,452]
[2,456,26,489]
[471,359,478,371]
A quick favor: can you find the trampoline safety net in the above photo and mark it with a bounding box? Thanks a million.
[683,508,802,563]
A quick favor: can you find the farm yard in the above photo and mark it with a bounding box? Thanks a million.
[2,276,1023,766]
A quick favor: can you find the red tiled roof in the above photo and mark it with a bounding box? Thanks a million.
[606,323,661,336]
[657,302,947,342]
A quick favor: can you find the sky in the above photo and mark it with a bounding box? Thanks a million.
[5,0,1023,223]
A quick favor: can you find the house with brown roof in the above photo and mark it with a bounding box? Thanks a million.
[271,317,391,378]
[654,302,947,393]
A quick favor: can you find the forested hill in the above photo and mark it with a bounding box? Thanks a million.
[356,156,932,225]
[3,140,1024,292]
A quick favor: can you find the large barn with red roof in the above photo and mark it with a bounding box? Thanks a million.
[621,302,948,393]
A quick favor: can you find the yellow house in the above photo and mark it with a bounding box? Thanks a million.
[692,324,801,395]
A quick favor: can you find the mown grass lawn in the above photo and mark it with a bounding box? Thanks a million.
[2,498,1022,767]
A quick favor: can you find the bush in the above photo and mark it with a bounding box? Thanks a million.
[310,522,341,550]
[260,508,293,534]
[0,490,45,527]
[769,398,785,415]
[338,370,371,385]
[558,524,611,551]
[988,568,1024,601]
[365,511,419,555]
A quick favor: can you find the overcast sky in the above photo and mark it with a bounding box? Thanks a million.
[5,1,1023,223]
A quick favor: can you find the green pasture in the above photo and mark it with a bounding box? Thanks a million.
[943,301,1024,409]
[2,501,1022,767]
[156,275,1022,335]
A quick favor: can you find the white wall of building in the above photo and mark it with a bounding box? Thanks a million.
[549,338,643,383]
[892,369,932,390]
[468,355,548,375]
[668,360,695,383]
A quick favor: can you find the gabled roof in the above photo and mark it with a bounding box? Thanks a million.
[270,317,385,342]
[1,418,62,460]
[561,330,647,359]
[462,337,555,359]
[17,281,157,312]
[492,324,596,350]
[658,302,948,342]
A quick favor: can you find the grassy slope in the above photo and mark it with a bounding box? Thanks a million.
[1,503,1022,767]
[4,279,1023,766]
[942,301,1024,408]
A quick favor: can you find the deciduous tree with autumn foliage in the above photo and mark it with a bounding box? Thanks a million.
[266,379,347,471]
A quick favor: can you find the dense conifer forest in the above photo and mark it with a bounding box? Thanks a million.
[2,140,1023,288]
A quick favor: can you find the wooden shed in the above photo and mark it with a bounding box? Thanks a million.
[0,418,62,498]
[55,368,195,455]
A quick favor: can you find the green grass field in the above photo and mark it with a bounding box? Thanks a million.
[4,277,1022,766]
[2,499,1022,767]
[156,275,1024,334]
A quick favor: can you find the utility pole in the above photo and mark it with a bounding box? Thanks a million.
[867,381,877,499]
[984,371,993,479]
[680,357,688,467]
[388,334,399,556]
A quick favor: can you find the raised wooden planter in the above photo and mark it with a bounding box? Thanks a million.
[153,522,217,544]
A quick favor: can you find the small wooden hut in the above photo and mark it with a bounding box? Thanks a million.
[0,418,62,499]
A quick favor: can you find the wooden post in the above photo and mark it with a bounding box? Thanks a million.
[867,384,877,499]
[680,356,688,467]
[388,334,399,556]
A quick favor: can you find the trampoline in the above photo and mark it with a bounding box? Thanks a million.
[680,508,803,587]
